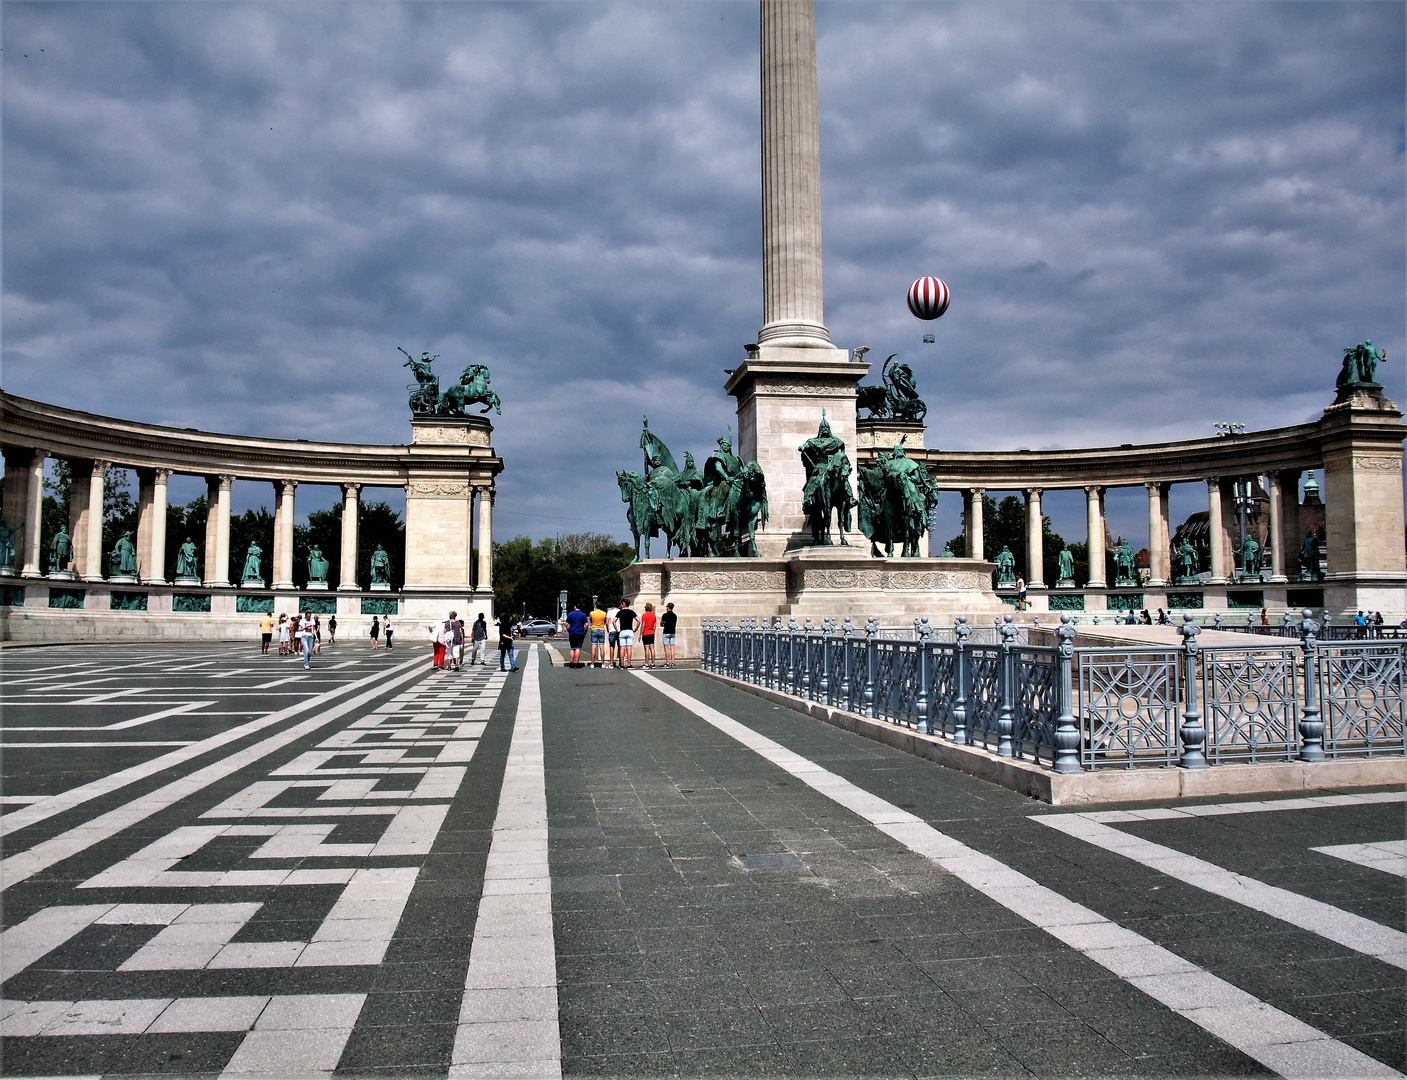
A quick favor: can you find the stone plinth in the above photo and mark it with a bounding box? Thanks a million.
[621,549,1000,658]
[855,418,926,453]
[305,581,328,591]
[403,416,493,594]
[726,348,868,557]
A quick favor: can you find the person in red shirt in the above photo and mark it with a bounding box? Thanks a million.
[640,603,658,669]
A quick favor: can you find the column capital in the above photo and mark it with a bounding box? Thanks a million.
[276,478,298,495]
[1205,476,1222,490]
[1145,480,1166,494]
[969,487,985,497]
[341,482,362,499]
[1084,484,1104,495]
[219,474,236,489]
[90,458,109,476]
[1025,487,1043,499]
[154,467,173,483]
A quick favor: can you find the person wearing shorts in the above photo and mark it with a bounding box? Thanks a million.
[606,604,620,667]
[259,612,274,654]
[565,603,589,667]
[616,599,637,668]
[588,603,608,667]
[661,602,678,667]
[640,603,658,669]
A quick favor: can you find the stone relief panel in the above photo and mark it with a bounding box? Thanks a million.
[1352,455,1402,472]
[406,481,472,499]
[798,568,987,591]
[668,570,788,592]
[411,424,492,446]
[755,382,855,397]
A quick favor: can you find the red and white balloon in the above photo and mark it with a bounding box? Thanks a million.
[907,276,950,321]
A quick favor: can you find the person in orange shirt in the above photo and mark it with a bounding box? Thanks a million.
[588,604,608,667]
[640,603,658,669]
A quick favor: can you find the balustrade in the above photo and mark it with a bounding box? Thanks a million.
[697,610,1406,773]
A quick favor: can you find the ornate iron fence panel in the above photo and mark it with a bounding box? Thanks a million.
[1013,647,1061,765]
[1201,646,1299,763]
[1318,642,1406,757]
[837,637,862,712]
[1076,649,1180,769]
[928,645,959,738]
[964,645,1003,750]
[873,640,921,726]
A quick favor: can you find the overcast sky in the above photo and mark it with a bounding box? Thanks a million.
[3,1,1403,547]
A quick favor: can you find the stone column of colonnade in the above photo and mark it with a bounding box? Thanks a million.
[19,450,46,577]
[1085,486,1106,588]
[271,479,297,590]
[1146,482,1171,586]
[476,487,493,590]
[964,489,984,561]
[80,459,106,580]
[203,475,233,587]
[1205,478,1229,583]
[134,467,171,584]
[1270,471,1300,582]
[339,483,360,590]
[1024,488,1045,588]
[758,0,829,349]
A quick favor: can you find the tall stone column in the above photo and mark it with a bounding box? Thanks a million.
[1206,478,1228,584]
[203,476,222,585]
[338,483,361,591]
[20,449,47,578]
[213,476,233,586]
[1146,482,1170,587]
[1085,486,1106,588]
[272,479,297,590]
[1024,488,1045,588]
[1273,470,1301,582]
[66,459,93,577]
[759,0,829,349]
[476,488,494,591]
[965,488,984,561]
[1,448,31,547]
[82,460,106,581]
[147,469,170,584]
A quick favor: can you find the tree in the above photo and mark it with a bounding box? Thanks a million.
[492,535,635,619]
[38,460,138,573]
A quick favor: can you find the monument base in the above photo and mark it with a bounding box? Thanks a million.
[47,570,77,581]
[108,575,139,586]
[621,549,1000,659]
[305,581,329,591]
[240,578,265,589]
[370,582,392,592]
[174,576,201,586]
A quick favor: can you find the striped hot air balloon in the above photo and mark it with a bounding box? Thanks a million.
[907,277,950,321]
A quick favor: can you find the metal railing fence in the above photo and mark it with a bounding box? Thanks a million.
[699,612,1405,773]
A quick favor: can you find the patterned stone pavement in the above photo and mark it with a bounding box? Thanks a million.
[1,641,1402,1078]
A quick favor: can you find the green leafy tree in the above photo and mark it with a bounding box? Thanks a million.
[38,461,138,572]
[492,534,635,620]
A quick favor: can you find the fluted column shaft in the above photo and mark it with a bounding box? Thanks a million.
[1024,488,1045,588]
[21,450,46,577]
[148,470,170,583]
[203,476,222,585]
[1273,470,1300,581]
[83,460,106,580]
[339,484,361,590]
[966,488,984,561]
[214,476,233,586]
[272,480,296,589]
[477,488,493,591]
[1085,486,1106,588]
[1146,482,1170,586]
[1207,479,1228,583]
[758,0,829,348]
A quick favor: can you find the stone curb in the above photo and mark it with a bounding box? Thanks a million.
[698,671,1405,805]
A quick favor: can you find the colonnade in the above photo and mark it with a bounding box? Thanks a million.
[1,448,496,593]
[945,472,1311,588]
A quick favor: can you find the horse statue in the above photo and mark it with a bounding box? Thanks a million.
[617,470,659,561]
[636,416,691,557]
[724,461,769,558]
[856,355,926,422]
[438,364,502,415]
[399,347,441,414]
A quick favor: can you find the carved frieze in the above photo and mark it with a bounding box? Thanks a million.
[1352,455,1402,472]
[797,568,987,592]
[667,570,787,592]
[754,382,854,396]
[406,481,472,499]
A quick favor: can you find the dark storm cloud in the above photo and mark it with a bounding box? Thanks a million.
[3,2,1402,543]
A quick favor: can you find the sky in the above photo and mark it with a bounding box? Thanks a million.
[3,1,1403,548]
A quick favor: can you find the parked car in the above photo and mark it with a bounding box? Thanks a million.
[516,618,558,638]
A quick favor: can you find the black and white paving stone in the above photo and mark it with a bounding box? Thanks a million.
[1,641,1402,1078]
